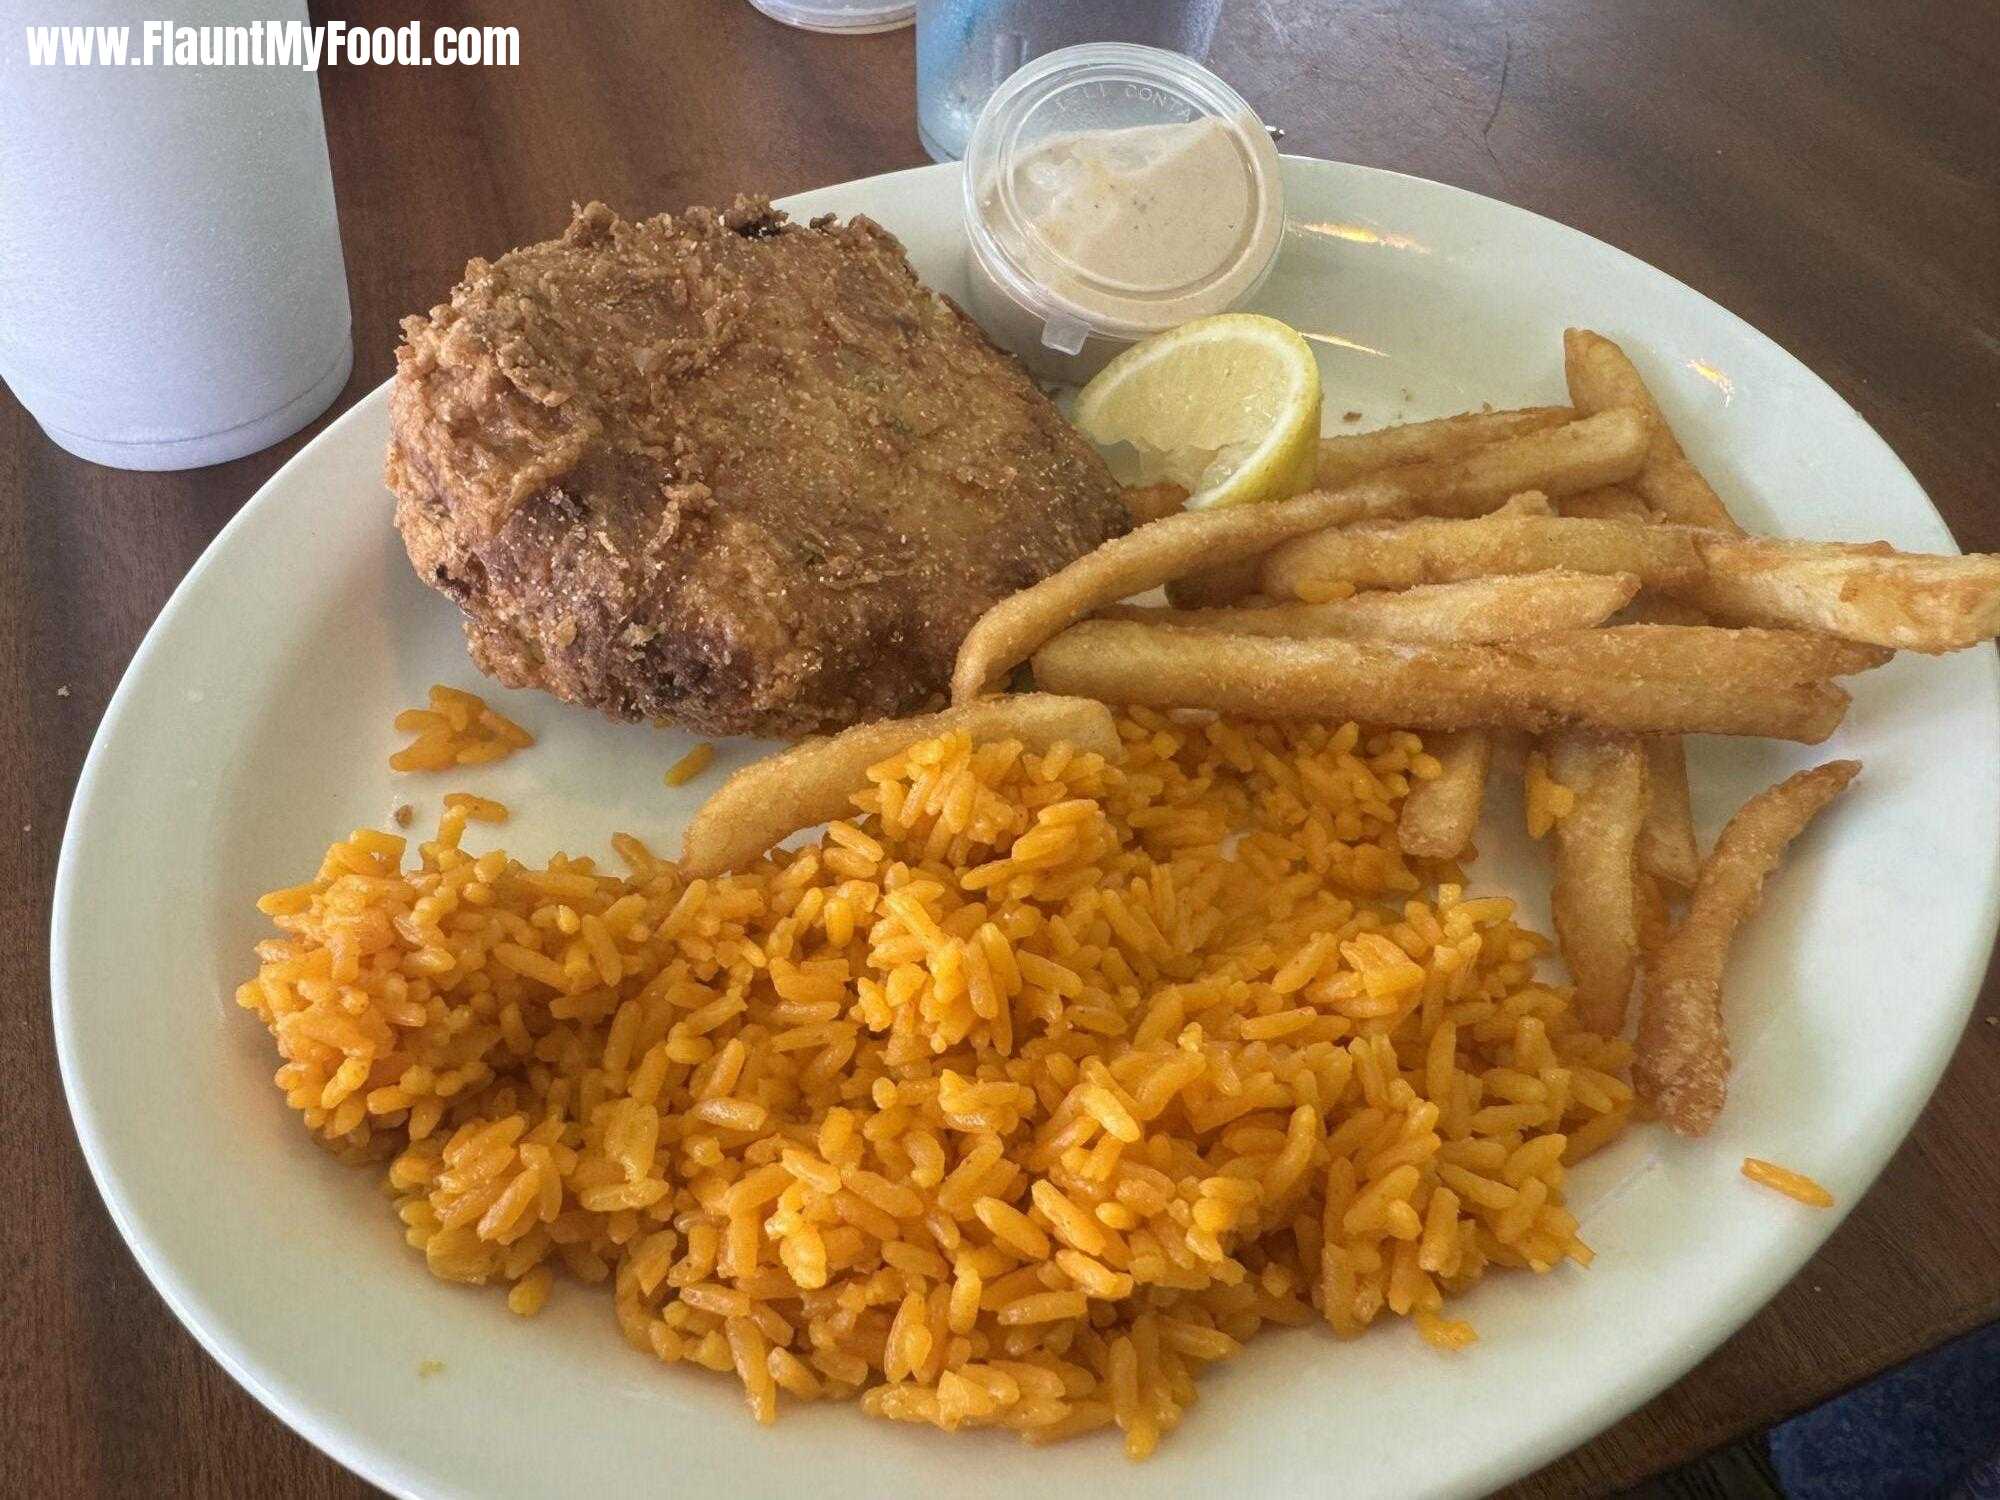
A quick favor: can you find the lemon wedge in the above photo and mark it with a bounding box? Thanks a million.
[1072,314,1322,511]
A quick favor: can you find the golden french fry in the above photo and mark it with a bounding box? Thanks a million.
[1636,760,1861,1136]
[1546,734,1648,1034]
[1030,621,1852,741]
[1676,533,2000,653]
[1396,406,1648,519]
[678,695,1119,878]
[1399,729,1491,859]
[1123,482,1189,524]
[1261,511,1704,599]
[1638,737,1701,889]
[1166,408,1647,609]
[1563,328,1741,533]
[1498,625,1891,685]
[1557,484,1653,523]
[1315,406,1574,490]
[1617,545,1707,885]
[1101,571,1640,644]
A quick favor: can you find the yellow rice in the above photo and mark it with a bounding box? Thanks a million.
[240,710,1632,1457]
[1523,749,1576,839]
[390,684,534,772]
[666,743,717,788]
[1741,1158,1833,1208]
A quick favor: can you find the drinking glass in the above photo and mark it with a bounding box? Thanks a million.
[915,0,1224,161]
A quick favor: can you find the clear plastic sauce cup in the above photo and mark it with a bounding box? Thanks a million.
[961,43,1284,384]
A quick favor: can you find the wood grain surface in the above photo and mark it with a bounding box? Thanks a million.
[4,1,1996,1495]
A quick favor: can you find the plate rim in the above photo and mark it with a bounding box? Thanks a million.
[51,155,2000,1500]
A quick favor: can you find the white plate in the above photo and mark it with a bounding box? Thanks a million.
[53,159,2000,1499]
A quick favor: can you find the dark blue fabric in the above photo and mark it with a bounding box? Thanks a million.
[1767,1319,2000,1498]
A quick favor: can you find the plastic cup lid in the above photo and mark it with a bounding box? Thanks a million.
[743,0,913,34]
[962,42,1284,350]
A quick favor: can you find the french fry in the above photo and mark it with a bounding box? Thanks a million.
[1391,405,1648,518]
[678,695,1119,878]
[1497,625,1891,685]
[1399,729,1492,860]
[1166,408,1648,609]
[1261,511,1704,599]
[1636,760,1861,1136]
[1563,328,1741,533]
[1676,533,2000,653]
[1100,571,1641,644]
[1615,530,1709,885]
[1314,406,1574,490]
[1557,484,1653,523]
[1545,734,1648,1034]
[1638,737,1701,889]
[1030,621,1852,741]
[1123,482,1189,524]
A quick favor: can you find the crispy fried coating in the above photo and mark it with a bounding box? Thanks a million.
[388,199,1128,737]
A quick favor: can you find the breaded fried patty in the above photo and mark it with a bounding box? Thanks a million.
[387,198,1128,738]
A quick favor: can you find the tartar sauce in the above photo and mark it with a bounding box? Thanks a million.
[961,49,1285,384]
[1001,118,1256,299]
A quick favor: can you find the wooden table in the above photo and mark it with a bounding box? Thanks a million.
[6,1,1996,1494]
